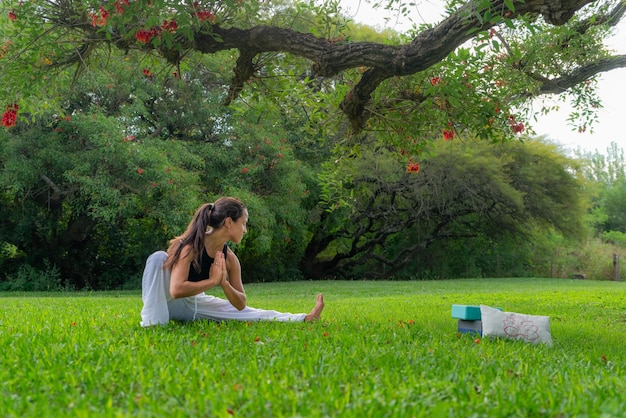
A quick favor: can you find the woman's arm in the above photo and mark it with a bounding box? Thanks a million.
[169,245,225,299]
[221,248,247,310]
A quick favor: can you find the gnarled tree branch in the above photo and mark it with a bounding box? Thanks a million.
[40,0,626,132]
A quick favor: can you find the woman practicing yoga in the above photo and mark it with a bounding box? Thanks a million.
[140,196,324,326]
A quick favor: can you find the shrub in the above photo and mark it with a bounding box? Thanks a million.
[601,230,626,248]
[0,261,63,291]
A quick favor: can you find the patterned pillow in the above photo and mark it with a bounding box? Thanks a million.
[480,305,552,346]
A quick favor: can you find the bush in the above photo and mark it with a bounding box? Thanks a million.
[601,230,626,248]
[0,261,64,291]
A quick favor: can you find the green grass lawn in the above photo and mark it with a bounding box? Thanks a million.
[1,278,625,417]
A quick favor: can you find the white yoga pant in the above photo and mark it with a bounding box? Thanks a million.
[140,251,307,327]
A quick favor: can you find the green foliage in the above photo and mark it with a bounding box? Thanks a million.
[304,137,587,279]
[0,261,63,291]
[575,142,626,234]
[525,233,625,281]
[600,179,626,232]
[0,43,329,286]
[1,279,625,416]
[0,61,207,288]
[495,140,586,240]
[569,239,625,280]
[0,17,306,285]
[0,111,203,288]
[576,142,626,187]
[2,0,614,144]
[601,231,626,248]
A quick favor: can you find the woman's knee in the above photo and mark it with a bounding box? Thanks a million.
[146,250,167,266]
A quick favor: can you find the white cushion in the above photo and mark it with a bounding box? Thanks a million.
[480,305,552,346]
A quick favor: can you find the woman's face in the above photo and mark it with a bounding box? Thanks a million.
[229,209,248,244]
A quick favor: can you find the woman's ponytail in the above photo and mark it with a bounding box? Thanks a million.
[164,198,246,271]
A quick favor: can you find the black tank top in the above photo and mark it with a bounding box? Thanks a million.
[187,244,228,282]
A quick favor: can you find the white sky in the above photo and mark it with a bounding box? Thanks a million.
[341,0,626,155]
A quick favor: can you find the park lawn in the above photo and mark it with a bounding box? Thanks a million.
[1,278,625,417]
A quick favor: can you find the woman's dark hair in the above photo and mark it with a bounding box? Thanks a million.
[164,197,247,271]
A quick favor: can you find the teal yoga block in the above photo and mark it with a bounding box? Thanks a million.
[451,304,501,320]
[451,305,482,320]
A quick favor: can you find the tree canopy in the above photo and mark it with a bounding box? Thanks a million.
[301,138,586,278]
[1,0,625,144]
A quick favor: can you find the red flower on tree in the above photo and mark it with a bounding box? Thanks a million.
[507,115,525,134]
[0,41,11,59]
[142,68,153,77]
[90,6,109,27]
[1,103,19,128]
[193,2,217,22]
[511,122,525,134]
[161,20,178,32]
[442,129,454,141]
[8,11,17,21]
[196,10,216,23]
[114,0,130,15]
[406,159,420,173]
[136,28,160,43]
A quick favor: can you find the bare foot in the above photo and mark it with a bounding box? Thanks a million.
[304,293,324,322]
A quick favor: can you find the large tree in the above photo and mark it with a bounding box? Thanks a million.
[300,139,586,278]
[0,0,625,140]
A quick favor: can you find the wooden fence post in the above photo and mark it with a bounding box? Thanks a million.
[614,254,621,282]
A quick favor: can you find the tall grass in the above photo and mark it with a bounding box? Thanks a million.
[1,278,625,417]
